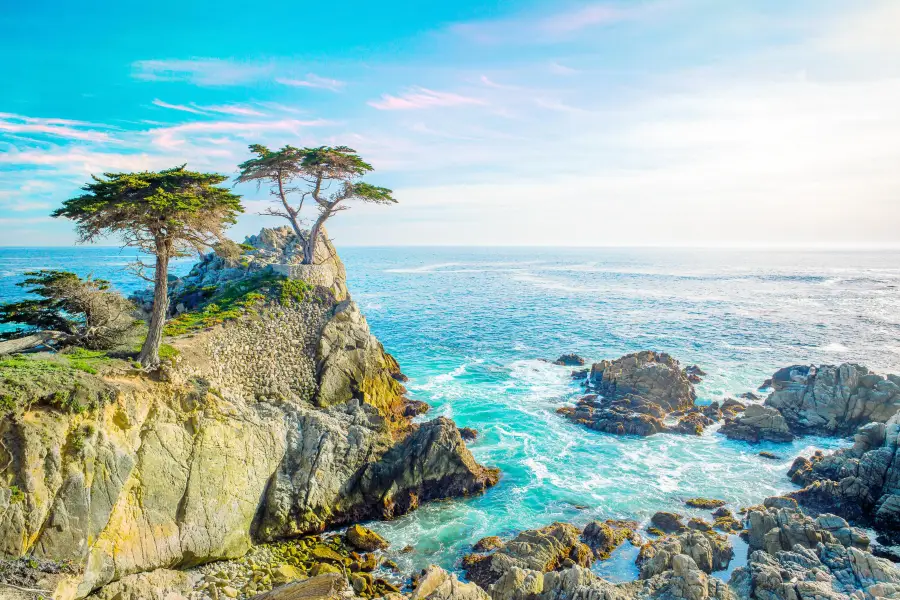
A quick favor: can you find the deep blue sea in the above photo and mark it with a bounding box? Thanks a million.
[3,246,900,580]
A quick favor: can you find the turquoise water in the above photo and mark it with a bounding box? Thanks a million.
[337,247,900,578]
[3,246,900,579]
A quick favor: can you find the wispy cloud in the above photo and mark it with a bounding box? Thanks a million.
[0,112,111,142]
[368,87,486,110]
[133,58,272,86]
[549,62,578,75]
[204,104,266,116]
[148,118,332,149]
[152,99,266,117]
[152,99,207,114]
[275,73,345,92]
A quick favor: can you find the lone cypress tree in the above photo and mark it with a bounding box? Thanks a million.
[53,166,243,367]
[237,145,395,264]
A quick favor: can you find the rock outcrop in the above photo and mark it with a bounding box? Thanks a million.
[412,565,490,600]
[786,415,900,538]
[558,351,703,437]
[637,530,733,578]
[0,228,497,598]
[582,520,640,559]
[462,520,735,600]
[765,364,900,437]
[722,363,900,444]
[730,500,900,600]
[720,404,795,443]
[463,523,592,589]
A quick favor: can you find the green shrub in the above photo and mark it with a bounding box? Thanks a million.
[158,344,180,361]
[164,271,319,336]
[9,485,25,504]
[0,355,116,415]
[277,278,313,304]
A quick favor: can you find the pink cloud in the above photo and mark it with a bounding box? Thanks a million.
[368,87,486,110]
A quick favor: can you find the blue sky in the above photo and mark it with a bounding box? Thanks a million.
[1,0,899,247]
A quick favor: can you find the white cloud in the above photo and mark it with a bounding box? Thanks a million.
[276,74,345,91]
[0,112,111,142]
[148,118,332,150]
[152,99,207,114]
[133,58,272,86]
[152,99,266,117]
[368,87,486,110]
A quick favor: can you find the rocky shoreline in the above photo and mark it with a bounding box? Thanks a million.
[3,229,900,600]
[0,228,499,599]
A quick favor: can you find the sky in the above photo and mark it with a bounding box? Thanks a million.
[0,0,898,247]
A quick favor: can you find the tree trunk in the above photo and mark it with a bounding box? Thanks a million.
[0,330,71,355]
[303,217,325,265]
[138,242,170,367]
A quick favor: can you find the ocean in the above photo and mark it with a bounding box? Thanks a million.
[3,245,900,581]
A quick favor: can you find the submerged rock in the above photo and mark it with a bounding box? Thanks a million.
[553,354,586,366]
[685,498,727,510]
[684,365,706,384]
[459,427,478,441]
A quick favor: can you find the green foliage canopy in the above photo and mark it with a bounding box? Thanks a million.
[52,165,244,256]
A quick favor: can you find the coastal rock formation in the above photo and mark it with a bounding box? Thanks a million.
[462,522,735,600]
[764,364,900,437]
[582,520,640,559]
[720,404,795,443]
[412,565,490,600]
[559,351,702,437]
[786,415,900,536]
[721,363,900,444]
[0,228,497,598]
[730,500,900,600]
[588,351,696,411]
[553,354,585,367]
[463,523,592,589]
[637,530,733,578]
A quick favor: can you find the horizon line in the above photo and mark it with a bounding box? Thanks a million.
[3,243,900,251]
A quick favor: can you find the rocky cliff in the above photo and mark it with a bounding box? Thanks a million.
[0,228,498,598]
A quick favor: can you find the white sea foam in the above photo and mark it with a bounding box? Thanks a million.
[820,342,849,352]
